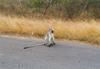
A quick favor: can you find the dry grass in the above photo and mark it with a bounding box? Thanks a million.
[0,14,100,45]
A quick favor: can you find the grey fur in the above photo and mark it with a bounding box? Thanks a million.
[44,27,55,47]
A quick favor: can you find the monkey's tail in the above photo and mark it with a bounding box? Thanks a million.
[24,46,32,49]
[24,43,45,49]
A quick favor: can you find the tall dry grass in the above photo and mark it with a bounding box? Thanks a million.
[0,14,100,45]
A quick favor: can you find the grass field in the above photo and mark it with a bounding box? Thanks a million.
[0,14,100,45]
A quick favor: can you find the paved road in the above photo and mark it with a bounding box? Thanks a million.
[0,36,100,69]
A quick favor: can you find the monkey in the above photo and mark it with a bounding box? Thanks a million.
[24,27,55,49]
[44,27,55,47]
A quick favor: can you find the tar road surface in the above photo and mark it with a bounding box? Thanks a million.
[0,36,100,69]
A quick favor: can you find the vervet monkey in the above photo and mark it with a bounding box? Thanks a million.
[44,27,55,47]
[24,27,55,49]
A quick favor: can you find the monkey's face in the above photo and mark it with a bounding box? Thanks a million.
[51,30,54,33]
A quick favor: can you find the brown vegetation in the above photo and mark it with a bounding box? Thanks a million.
[0,15,100,45]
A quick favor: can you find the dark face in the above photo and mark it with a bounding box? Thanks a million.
[51,30,54,33]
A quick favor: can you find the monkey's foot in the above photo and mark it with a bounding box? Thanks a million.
[43,43,56,47]
[48,43,56,47]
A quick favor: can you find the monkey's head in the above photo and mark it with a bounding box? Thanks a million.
[48,27,54,33]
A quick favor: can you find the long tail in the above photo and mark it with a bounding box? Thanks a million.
[24,44,44,49]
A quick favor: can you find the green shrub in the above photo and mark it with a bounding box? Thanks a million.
[0,0,99,19]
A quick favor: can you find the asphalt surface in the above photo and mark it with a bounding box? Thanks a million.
[0,36,100,69]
